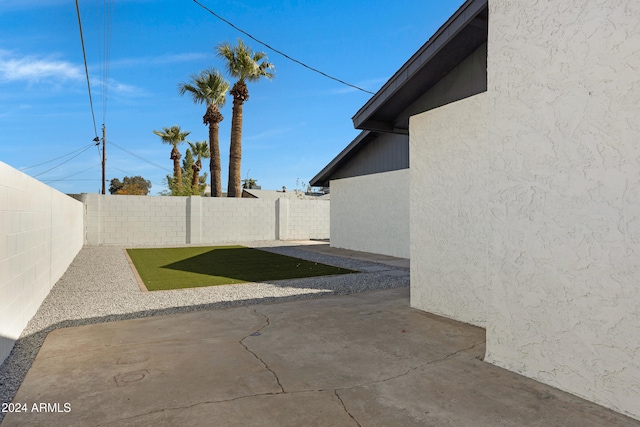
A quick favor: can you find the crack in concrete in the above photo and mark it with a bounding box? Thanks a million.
[101,309,289,425]
[333,340,487,393]
[379,339,486,383]
[98,391,286,426]
[104,388,366,426]
[101,338,485,426]
[334,389,363,426]
[240,309,285,393]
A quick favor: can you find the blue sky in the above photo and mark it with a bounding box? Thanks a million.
[0,0,464,195]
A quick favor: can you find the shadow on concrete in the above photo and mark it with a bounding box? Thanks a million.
[0,290,370,425]
[3,288,640,426]
[1,242,404,424]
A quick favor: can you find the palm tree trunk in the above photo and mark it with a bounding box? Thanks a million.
[170,146,182,192]
[228,81,248,197]
[209,122,222,197]
[192,161,201,192]
[227,99,243,197]
[205,104,223,197]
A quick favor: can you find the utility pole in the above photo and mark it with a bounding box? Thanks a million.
[101,124,106,195]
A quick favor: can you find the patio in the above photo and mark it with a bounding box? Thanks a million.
[1,243,638,426]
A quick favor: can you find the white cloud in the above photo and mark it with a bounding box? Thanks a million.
[0,50,82,83]
[161,53,209,64]
[109,52,208,69]
[245,127,292,141]
[0,50,148,97]
[102,78,147,97]
[0,0,67,11]
[0,0,152,12]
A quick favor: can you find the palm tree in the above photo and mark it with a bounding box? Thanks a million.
[216,39,274,197]
[178,69,229,197]
[153,125,190,192]
[188,140,210,193]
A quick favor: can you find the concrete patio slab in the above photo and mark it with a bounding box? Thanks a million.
[3,287,639,426]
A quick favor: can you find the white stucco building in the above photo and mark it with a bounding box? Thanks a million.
[313,0,640,420]
[311,131,410,258]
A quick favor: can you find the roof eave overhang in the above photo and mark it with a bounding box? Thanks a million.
[309,131,379,187]
[352,0,488,133]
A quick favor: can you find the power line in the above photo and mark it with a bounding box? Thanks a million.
[42,165,100,183]
[20,142,97,171]
[191,0,375,95]
[32,144,97,178]
[94,0,113,193]
[75,0,99,138]
[111,166,137,176]
[42,179,101,182]
[101,0,113,123]
[108,141,173,173]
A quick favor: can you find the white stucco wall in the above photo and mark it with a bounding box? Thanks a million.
[486,1,640,420]
[409,93,488,327]
[330,169,409,259]
[0,162,83,364]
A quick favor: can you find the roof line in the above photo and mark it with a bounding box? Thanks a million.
[352,0,488,129]
[309,131,378,187]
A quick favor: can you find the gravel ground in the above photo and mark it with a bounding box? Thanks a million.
[0,242,409,418]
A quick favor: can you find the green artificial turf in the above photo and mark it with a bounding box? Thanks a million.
[126,245,356,291]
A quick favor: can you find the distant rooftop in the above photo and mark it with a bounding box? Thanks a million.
[242,189,329,200]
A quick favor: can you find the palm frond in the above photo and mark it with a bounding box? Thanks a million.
[187,140,210,160]
[178,69,230,108]
[216,38,275,83]
[153,125,190,146]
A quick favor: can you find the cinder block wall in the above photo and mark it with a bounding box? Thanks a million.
[83,194,329,246]
[82,194,187,246]
[0,162,83,364]
[288,198,330,240]
[201,198,276,243]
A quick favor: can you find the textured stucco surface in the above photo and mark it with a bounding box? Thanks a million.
[82,194,329,246]
[486,1,640,420]
[409,93,488,327]
[330,169,409,258]
[0,162,83,364]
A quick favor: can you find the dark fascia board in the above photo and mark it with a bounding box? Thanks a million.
[241,190,258,198]
[352,0,488,132]
[309,131,379,187]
